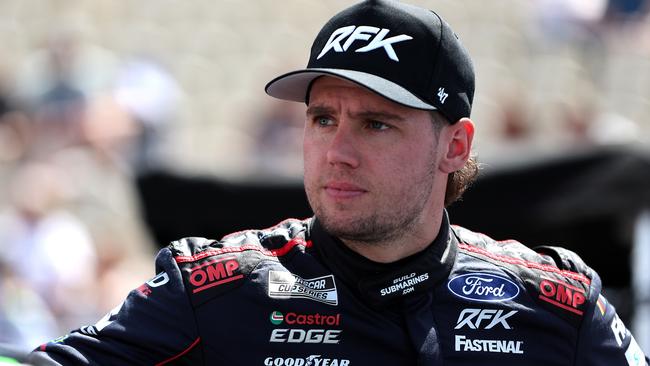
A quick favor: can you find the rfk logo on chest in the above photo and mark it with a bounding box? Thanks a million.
[538,277,586,316]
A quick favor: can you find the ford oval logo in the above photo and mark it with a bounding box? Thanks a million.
[448,273,520,302]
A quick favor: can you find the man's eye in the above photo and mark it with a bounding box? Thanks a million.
[368,121,389,130]
[316,117,333,126]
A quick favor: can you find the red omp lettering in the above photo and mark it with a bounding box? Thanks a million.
[189,258,243,293]
[225,260,238,276]
[538,278,586,316]
[573,291,586,308]
[556,284,573,305]
[190,270,206,287]
[540,280,555,297]
[205,263,227,282]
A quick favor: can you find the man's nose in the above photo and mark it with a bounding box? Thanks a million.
[326,123,360,168]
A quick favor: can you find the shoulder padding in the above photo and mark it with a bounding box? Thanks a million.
[453,226,594,327]
[169,237,216,258]
[166,219,311,307]
[533,245,593,278]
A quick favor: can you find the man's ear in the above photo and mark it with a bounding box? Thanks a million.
[439,118,474,174]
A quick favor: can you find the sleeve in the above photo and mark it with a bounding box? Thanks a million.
[534,245,648,366]
[26,248,203,366]
[575,270,649,366]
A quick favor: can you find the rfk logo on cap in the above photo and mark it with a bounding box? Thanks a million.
[317,25,413,62]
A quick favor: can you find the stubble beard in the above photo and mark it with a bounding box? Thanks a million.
[306,157,438,249]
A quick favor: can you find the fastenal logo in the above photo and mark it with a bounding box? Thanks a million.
[455,335,524,354]
[270,311,284,325]
[538,277,586,316]
[448,273,520,303]
[263,355,350,366]
[455,308,517,330]
[317,25,413,62]
[268,271,338,306]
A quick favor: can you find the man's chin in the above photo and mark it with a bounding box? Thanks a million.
[317,213,384,243]
[317,213,357,236]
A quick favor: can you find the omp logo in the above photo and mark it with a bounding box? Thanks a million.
[189,256,242,294]
[270,311,341,326]
[264,355,350,366]
[448,273,520,302]
[538,278,586,316]
[268,271,338,306]
[317,25,413,61]
[455,308,517,330]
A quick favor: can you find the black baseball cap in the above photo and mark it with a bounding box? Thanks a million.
[265,0,475,124]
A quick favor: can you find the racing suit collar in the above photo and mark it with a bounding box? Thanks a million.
[310,210,458,307]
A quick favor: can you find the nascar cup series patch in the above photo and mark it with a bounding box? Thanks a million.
[267,270,338,306]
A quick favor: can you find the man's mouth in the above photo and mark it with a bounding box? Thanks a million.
[324,182,367,199]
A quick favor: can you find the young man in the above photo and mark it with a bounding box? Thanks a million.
[29,1,648,365]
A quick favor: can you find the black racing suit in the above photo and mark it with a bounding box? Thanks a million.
[28,213,649,365]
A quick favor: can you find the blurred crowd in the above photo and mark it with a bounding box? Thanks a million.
[0,0,649,354]
[472,0,650,163]
[0,30,176,349]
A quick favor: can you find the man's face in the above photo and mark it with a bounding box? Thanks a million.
[303,76,447,245]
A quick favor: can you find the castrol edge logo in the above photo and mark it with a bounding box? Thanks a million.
[448,273,520,303]
[268,311,343,345]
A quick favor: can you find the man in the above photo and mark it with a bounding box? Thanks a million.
[29,0,648,365]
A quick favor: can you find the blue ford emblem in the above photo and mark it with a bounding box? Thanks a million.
[448,273,520,302]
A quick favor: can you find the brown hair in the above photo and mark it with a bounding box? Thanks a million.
[429,112,480,207]
[445,156,479,207]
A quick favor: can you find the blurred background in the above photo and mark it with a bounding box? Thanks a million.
[0,0,649,358]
